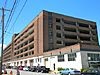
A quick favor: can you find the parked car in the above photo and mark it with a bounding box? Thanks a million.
[18,66,24,70]
[81,69,100,75]
[2,69,7,74]
[34,66,50,73]
[23,66,30,71]
[40,66,50,73]
[29,66,37,72]
[59,68,81,75]
[2,65,7,74]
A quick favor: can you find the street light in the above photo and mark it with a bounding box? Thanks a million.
[88,57,91,67]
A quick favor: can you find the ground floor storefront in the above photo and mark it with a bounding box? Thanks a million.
[4,51,100,71]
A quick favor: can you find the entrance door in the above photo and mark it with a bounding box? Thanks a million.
[30,60,33,67]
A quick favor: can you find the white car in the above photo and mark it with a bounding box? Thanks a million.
[60,68,81,75]
[2,65,7,74]
[2,69,7,74]
[23,66,29,71]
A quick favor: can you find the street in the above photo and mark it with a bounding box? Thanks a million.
[5,69,60,75]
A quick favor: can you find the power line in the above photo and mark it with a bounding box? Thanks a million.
[3,0,20,42]
[5,0,21,34]
[0,0,28,44]
[4,0,8,8]
[0,0,17,44]
[8,0,28,34]
[4,0,17,33]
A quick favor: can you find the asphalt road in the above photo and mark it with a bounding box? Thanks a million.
[5,69,60,75]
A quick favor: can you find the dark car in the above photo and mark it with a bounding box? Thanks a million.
[81,69,100,75]
[29,66,37,72]
[36,66,50,73]
[18,66,24,70]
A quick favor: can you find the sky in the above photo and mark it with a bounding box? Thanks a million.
[0,0,100,55]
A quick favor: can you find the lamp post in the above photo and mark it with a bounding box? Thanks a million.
[88,57,91,67]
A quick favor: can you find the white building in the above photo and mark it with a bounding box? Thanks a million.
[4,43,100,71]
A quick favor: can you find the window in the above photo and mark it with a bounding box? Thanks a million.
[58,55,64,62]
[21,55,23,57]
[17,51,19,54]
[20,61,22,64]
[45,58,48,61]
[56,25,61,30]
[21,44,23,47]
[25,35,28,38]
[14,52,16,55]
[29,38,34,43]
[91,30,97,35]
[48,13,53,28]
[65,42,77,46]
[80,37,90,41]
[17,56,19,58]
[56,33,61,38]
[32,51,34,54]
[57,40,62,44]
[24,41,28,45]
[29,31,33,35]
[64,27,76,32]
[56,18,60,22]
[87,53,100,61]
[91,25,96,29]
[64,34,77,39]
[48,24,53,28]
[62,19,76,25]
[79,29,89,34]
[49,31,53,36]
[78,23,89,28]
[25,48,28,51]
[35,59,37,63]
[29,45,34,50]
[40,58,42,63]
[21,49,23,53]
[92,37,97,41]
[68,53,76,61]
[29,52,31,55]
[24,53,28,56]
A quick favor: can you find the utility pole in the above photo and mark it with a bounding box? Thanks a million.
[0,7,10,75]
[0,7,4,75]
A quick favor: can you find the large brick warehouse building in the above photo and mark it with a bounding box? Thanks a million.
[3,10,100,70]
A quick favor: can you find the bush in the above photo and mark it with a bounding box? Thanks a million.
[81,68,90,72]
[57,67,65,71]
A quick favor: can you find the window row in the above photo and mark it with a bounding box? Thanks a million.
[15,38,34,50]
[14,45,34,55]
[87,53,100,61]
[16,51,34,59]
[45,53,77,62]
[56,33,97,41]
[56,26,97,35]
[15,29,34,46]
[56,18,96,29]
[14,24,34,43]
[58,53,76,62]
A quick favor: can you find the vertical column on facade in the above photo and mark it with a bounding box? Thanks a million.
[27,60,30,66]
[89,25,93,42]
[61,18,65,47]
[76,22,80,42]
[48,12,53,50]
[28,40,29,50]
